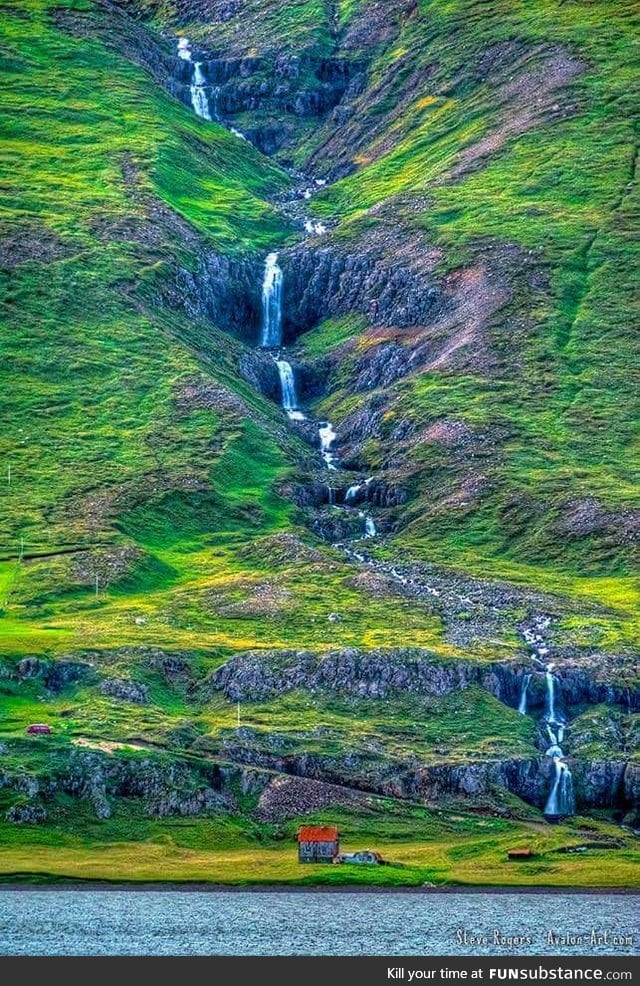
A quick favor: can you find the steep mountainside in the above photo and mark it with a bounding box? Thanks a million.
[0,0,638,885]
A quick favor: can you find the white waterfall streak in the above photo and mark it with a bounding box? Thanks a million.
[177,37,192,61]
[544,758,575,818]
[319,422,338,470]
[190,62,211,120]
[364,515,377,538]
[518,673,531,715]
[304,219,327,236]
[545,669,558,723]
[211,86,221,119]
[275,359,304,420]
[520,621,575,820]
[261,252,283,347]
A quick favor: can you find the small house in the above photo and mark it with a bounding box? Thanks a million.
[26,724,52,735]
[297,825,340,863]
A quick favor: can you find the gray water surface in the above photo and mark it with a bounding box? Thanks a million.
[0,890,637,956]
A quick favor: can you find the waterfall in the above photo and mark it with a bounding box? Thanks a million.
[275,359,304,420]
[518,673,531,715]
[177,37,192,60]
[261,252,283,347]
[211,86,221,119]
[319,422,338,470]
[190,62,211,121]
[304,219,327,236]
[520,620,575,821]
[345,483,361,503]
[364,515,377,538]
[544,758,575,818]
[545,668,559,723]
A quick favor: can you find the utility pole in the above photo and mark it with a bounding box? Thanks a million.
[18,537,24,562]
[95,573,99,598]
[7,464,11,487]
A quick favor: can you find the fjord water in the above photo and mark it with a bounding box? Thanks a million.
[0,890,637,956]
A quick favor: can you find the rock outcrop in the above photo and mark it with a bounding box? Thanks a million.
[99,678,150,704]
[205,647,639,712]
[0,751,268,821]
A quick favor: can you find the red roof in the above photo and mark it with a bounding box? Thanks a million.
[297,825,339,842]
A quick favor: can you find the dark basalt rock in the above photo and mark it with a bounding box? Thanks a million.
[17,657,96,694]
[280,245,443,338]
[201,57,263,83]
[174,251,262,342]
[0,751,262,820]
[214,740,549,809]
[206,647,639,715]
[337,398,386,445]
[6,802,47,824]
[310,511,362,542]
[345,478,408,508]
[352,342,419,392]
[61,752,236,820]
[515,666,639,714]
[99,678,149,705]
[238,351,281,401]
[215,737,638,815]
[141,652,192,685]
[287,481,331,508]
[571,759,628,809]
[244,123,294,155]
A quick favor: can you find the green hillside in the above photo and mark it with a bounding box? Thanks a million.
[0,0,637,886]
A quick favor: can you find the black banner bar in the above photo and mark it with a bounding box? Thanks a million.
[0,956,637,985]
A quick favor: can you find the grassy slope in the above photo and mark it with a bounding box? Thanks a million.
[0,735,636,889]
[2,816,638,888]
[0,0,451,659]
[0,0,638,885]
[301,0,639,632]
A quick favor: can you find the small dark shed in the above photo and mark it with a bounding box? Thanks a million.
[297,825,340,863]
[26,724,52,735]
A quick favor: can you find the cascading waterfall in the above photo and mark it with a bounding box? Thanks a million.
[319,422,338,470]
[518,673,531,715]
[542,666,573,817]
[254,182,377,538]
[318,430,377,538]
[261,252,283,347]
[275,358,304,421]
[517,632,574,820]
[190,62,212,121]
[520,621,575,820]
[177,40,212,121]
[544,757,575,818]
[177,37,192,60]
[211,86,221,119]
[304,219,327,236]
[345,477,373,504]
[545,669,558,724]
